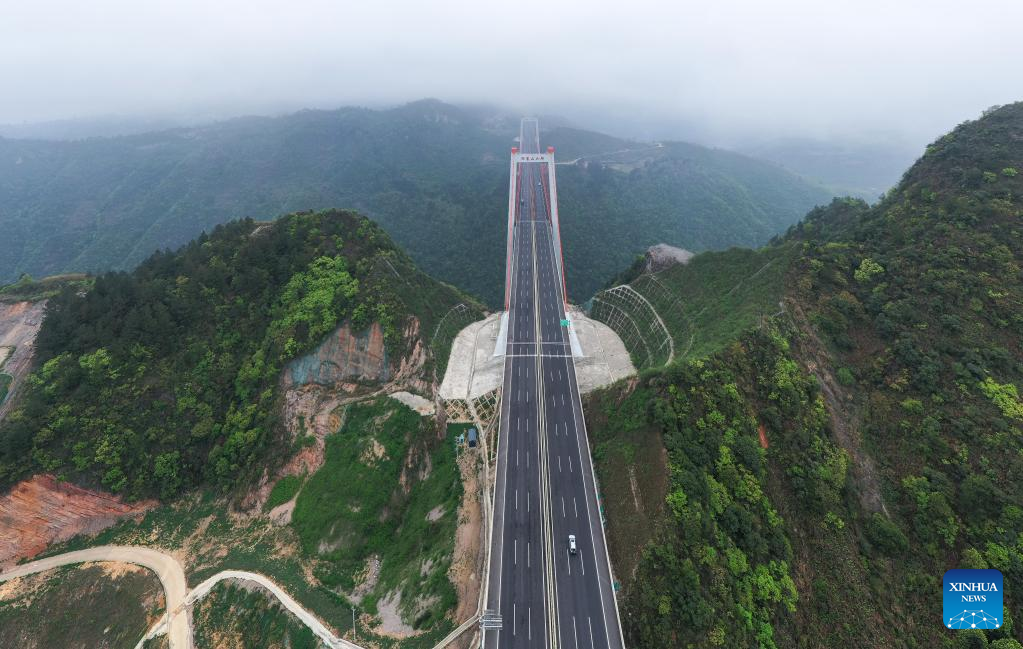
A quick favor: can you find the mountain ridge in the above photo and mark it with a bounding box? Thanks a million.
[0,208,480,499]
[0,99,834,304]
[585,101,1023,648]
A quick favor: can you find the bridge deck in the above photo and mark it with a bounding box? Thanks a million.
[484,119,624,649]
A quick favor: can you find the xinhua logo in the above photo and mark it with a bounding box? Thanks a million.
[944,569,1003,629]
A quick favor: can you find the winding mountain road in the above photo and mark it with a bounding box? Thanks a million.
[0,545,366,649]
[1,546,191,649]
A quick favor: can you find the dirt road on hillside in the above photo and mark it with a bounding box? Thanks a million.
[0,546,190,649]
[0,545,370,649]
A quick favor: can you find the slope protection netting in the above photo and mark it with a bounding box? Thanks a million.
[589,283,674,370]
[590,247,795,370]
[630,273,692,345]
[430,302,482,379]
[358,254,484,379]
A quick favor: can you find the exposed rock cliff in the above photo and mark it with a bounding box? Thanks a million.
[0,300,46,421]
[0,475,153,566]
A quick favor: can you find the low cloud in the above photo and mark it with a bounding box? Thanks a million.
[2,0,1020,144]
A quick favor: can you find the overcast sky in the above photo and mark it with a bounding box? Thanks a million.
[2,0,1021,145]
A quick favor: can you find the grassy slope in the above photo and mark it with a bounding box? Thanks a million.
[44,402,462,648]
[0,273,92,303]
[0,564,164,649]
[192,582,323,649]
[630,243,797,362]
[265,474,304,511]
[586,384,668,584]
[591,241,795,372]
[292,398,462,631]
[589,103,1023,648]
[49,495,364,640]
[0,101,831,305]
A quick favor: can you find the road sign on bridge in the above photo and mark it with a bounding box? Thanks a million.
[511,152,554,164]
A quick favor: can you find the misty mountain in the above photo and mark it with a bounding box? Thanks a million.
[0,115,190,141]
[739,136,920,199]
[589,101,1023,648]
[0,99,834,304]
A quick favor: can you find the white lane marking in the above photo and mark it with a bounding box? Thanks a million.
[526,452,530,469]
[513,603,517,636]
[514,539,517,565]
[517,449,519,467]
[573,616,579,649]
[529,606,532,641]
[560,336,621,649]
[567,549,571,575]
[558,456,562,472]
[561,394,566,406]
[574,497,579,517]
[562,497,566,517]
[526,391,530,402]
[515,489,518,510]
[588,617,595,649]
[581,550,585,575]
[527,541,531,567]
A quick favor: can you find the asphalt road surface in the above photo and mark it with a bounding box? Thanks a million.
[485,119,624,649]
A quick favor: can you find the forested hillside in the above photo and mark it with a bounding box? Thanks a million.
[0,209,474,499]
[589,103,1023,648]
[0,100,832,304]
[557,140,829,303]
[741,136,919,199]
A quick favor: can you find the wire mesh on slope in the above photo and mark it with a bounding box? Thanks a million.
[589,284,673,369]
[430,303,480,379]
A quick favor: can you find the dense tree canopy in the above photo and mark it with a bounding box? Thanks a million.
[591,102,1023,647]
[0,100,831,305]
[0,209,472,499]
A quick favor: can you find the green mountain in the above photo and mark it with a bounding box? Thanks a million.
[0,208,485,644]
[0,100,833,304]
[0,209,478,499]
[587,102,1023,647]
[740,135,920,199]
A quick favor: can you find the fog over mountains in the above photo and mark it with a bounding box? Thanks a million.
[0,100,837,304]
